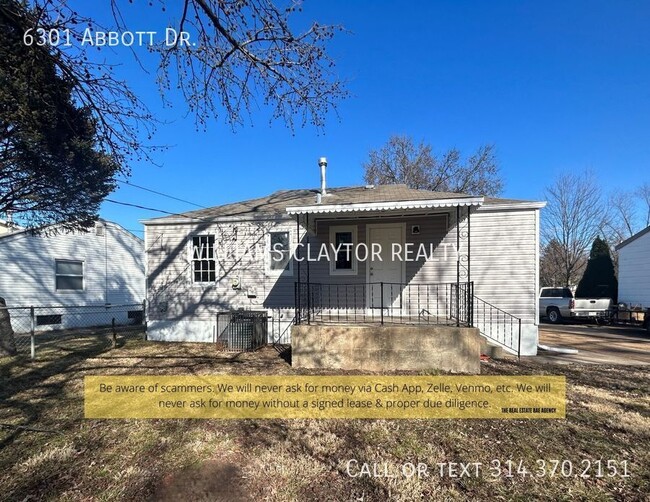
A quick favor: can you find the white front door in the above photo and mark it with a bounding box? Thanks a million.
[367,224,405,309]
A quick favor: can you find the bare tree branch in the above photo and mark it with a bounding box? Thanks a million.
[604,191,637,242]
[363,135,503,196]
[541,171,607,286]
[636,182,650,229]
[2,0,347,229]
[157,0,348,130]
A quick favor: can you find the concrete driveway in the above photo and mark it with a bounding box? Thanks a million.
[535,323,650,365]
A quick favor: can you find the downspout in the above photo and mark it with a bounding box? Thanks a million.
[456,205,460,327]
[535,208,540,322]
[104,223,109,304]
[467,206,472,327]
[306,213,310,324]
[295,214,301,324]
[467,206,471,284]
[534,208,541,353]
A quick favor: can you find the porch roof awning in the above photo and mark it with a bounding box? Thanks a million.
[285,196,484,215]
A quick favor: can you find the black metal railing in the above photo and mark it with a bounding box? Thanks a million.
[294,281,522,357]
[295,282,473,327]
[472,295,522,358]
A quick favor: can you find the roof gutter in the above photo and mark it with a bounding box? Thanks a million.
[615,224,650,250]
[286,197,485,215]
[477,201,547,211]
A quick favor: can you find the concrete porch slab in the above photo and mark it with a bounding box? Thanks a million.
[291,324,481,373]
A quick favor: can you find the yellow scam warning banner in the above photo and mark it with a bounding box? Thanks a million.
[84,375,565,419]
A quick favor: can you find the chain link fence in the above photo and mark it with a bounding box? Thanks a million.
[0,302,146,358]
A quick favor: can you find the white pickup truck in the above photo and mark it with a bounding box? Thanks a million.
[539,287,613,324]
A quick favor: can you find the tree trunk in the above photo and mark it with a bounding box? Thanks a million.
[0,297,18,356]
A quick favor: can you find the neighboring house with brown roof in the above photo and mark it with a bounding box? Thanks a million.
[616,225,650,307]
[143,166,546,357]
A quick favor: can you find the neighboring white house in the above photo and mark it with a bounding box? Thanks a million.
[0,218,21,236]
[143,173,545,356]
[616,225,650,307]
[0,220,145,330]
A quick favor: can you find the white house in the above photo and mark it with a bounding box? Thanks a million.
[0,220,145,331]
[0,218,21,236]
[143,170,545,356]
[616,225,650,307]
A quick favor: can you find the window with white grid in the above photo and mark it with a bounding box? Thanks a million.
[191,235,216,283]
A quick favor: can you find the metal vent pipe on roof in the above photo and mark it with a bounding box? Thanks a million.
[319,157,327,196]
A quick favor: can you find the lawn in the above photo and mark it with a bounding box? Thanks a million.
[1,333,649,501]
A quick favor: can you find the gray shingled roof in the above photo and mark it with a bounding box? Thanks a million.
[144,184,540,222]
[153,185,472,221]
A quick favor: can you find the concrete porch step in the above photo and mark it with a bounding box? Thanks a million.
[479,338,516,359]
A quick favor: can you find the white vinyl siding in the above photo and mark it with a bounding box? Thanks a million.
[0,223,144,307]
[470,208,538,325]
[146,219,298,344]
[145,206,541,353]
[146,220,297,321]
[147,210,537,323]
[618,230,650,306]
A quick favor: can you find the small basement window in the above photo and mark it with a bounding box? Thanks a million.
[268,231,292,274]
[128,310,144,323]
[192,235,216,283]
[36,314,62,326]
[55,260,84,290]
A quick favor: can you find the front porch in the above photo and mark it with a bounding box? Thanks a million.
[290,198,475,319]
[293,280,523,357]
[286,195,524,357]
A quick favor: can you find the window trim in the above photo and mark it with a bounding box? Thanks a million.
[189,233,217,284]
[329,225,358,276]
[54,259,84,292]
[266,230,294,276]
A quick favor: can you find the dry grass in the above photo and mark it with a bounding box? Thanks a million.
[1,333,649,501]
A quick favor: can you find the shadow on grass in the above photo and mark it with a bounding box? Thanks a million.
[0,335,115,450]
[275,344,291,365]
[0,336,293,450]
[0,337,293,501]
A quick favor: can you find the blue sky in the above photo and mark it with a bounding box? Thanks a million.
[89,1,650,236]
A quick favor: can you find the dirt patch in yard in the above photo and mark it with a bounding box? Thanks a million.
[1,338,649,501]
[154,458,249,502]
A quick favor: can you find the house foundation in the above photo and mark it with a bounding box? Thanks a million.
[291,324,481,373]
